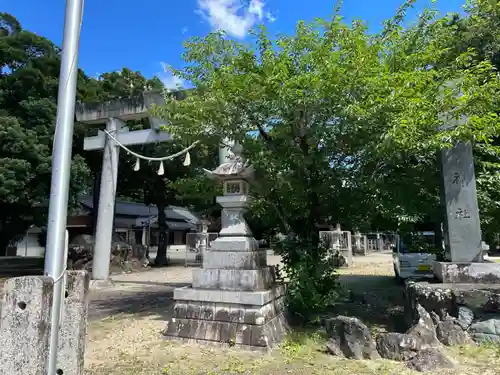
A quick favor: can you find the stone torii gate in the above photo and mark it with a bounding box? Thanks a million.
[76,91,233,281]
[76,91,175,281]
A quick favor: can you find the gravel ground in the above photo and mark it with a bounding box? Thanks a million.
[84,252,500,375]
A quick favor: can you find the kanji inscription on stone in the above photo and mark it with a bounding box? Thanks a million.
[440,141,482,262]
[455,208,471,220]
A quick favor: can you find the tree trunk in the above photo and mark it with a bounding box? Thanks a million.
[155,200,169,266]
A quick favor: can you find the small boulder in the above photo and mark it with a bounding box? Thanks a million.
[406,304,438,347]
[470,318,500,336]
[414,304,436,330]
[406,348,455,372]
[324,316,379,360]
[457,306,474,328]
[436,319,472,346]
[376,332,421,361]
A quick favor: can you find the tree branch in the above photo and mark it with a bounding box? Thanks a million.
[251,180,291,234]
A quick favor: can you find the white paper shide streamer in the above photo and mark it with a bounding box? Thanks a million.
[183,151,191,166]
[157,161,165,175]
[103,129,199,175]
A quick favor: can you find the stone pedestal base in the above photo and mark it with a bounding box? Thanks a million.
[163,285,288,349]
[433,261,500,283]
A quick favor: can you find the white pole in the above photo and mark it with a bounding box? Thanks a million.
[43,0,84,374]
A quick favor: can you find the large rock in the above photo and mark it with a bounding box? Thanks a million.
[472,333,500,344]
[469,318,500,336]
[469,317,500,343]
[376,332,422,361]
[404,282,455,326]
[405,281,500,345]
[457,306,475,328]
[436,319,472,346]
[405,281,500,323]
[406,348,455,372]
[324,316,379,360]
[406,304,439,347]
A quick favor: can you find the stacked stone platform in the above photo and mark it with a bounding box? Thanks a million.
[163,236,288,349]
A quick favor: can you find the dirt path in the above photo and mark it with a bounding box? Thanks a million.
[84,253,499,375]
[88,267,190,321]
[87,254,284,320]
[87,252,395,321]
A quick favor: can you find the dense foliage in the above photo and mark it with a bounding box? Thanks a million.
[79,70,220,265]
[3,0,500,316]
[0,13,89,254]
[155,0,500,314]
[0,14,219,260]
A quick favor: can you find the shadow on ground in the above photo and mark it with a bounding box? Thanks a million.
[89,282,190,321]
[88,274,406,333]
[88,257,405,334]
[330,274,406,333]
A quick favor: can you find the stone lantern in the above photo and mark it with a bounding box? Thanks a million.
[163,142,287,349]
[203,143,254,240]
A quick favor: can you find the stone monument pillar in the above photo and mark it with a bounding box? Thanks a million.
[433,81,500,283]
[433,141,500,283]
[163,143,287,348]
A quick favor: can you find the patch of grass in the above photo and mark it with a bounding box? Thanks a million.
[451,342,500,361]
[85,254,500,375]
[85,314,500,375]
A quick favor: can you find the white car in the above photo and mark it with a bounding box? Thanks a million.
[392,232,437,282]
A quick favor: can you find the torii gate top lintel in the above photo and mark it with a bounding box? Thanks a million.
[75,89,186,125]
[79,90,187,151]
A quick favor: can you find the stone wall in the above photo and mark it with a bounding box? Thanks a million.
[405,281,500,344]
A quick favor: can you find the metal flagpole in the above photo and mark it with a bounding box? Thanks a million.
[44,0,84,374]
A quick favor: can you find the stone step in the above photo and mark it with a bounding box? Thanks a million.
[163,314,287,349]
[171,296,285,325]
[174,284,286,306]
[164,296,287,348]
[192,266,276,291]
[203,249,267,269]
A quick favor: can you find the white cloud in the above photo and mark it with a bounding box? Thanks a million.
[159,62,185,91]
[266,11,276,23]
[197,0,270,39]
[181,27,189,35]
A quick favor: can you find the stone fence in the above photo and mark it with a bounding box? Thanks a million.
[0,271,90,375]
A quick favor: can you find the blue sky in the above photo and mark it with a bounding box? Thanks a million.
[2,0,466,88]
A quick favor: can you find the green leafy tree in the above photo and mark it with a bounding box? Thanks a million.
[0,13,90,254]
[155,1,500,316]
[378,0,500,245]
[80,69,219,265]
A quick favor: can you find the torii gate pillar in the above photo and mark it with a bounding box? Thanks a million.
[77,91,173,280]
